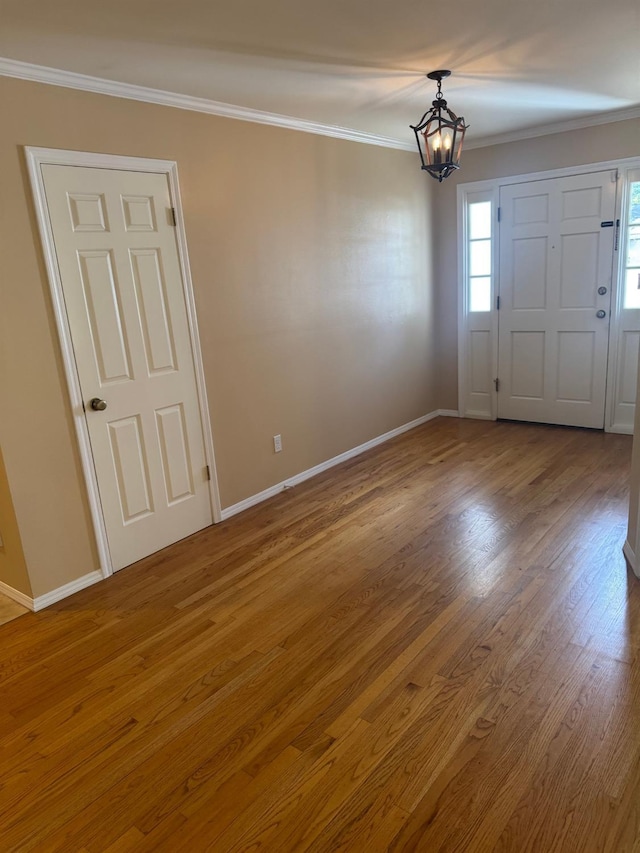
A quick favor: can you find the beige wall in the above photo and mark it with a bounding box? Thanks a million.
[434,118,640,411]
[0,445,32,597]
[0,76,436,598]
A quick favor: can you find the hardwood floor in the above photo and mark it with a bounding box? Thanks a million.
[0,593,28,627]
[1,417,638,851]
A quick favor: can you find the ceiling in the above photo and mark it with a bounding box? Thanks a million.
[1,0,639,147]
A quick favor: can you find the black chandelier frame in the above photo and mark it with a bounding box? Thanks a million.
[410,70,469,182]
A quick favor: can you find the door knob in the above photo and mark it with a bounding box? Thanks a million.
[89,397,107,411]
[596,310,607,319]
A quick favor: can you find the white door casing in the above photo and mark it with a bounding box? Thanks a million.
[28,151,220,575]
[497,171,617,429]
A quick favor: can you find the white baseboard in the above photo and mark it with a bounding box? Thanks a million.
[221,409,446,520]
[32,570,103,611]
[0,579,34,611]
[623,540,639,578]
[437,409,460,418]
[607,424,634,435]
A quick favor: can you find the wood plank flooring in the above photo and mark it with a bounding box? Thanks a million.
[0,417,638,851]
[0,593,28,627]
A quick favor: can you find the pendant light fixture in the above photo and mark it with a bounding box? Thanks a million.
[410,70,468,182]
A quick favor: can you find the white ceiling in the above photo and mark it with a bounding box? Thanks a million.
[1,0,639,147]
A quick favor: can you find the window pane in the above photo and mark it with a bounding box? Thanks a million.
[469,201,491,239]
[624,268,640,309]
[627,225,640,266]
[630,182,640,225]
[470,239,491,277]
[470,277,491,312]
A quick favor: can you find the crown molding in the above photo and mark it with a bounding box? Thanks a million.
[466,104,640,150]
[3,56,639,154]
[0,56,414,152]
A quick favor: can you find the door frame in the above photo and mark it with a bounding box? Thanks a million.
[457,155,640,433]
[26,147,222,579]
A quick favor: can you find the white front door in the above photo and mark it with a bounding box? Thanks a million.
[41,165,213,571]
[497,171,617,428]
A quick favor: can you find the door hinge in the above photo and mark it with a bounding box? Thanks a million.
[170,206,177,226]
[205,465,211,481]
[494,378,500,393]
[615,219,620,251]
[496,295,501,310]
[611,170,619,183]
[497,206,501,223]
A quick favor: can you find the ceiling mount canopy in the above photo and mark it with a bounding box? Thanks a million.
[410,70,469,182]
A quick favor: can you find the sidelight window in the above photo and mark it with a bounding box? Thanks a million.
[467,198,493,312]
[623,178,640,309]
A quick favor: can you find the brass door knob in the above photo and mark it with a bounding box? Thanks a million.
[89,397,107,411]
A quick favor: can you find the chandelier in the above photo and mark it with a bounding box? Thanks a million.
[410,70,468,182]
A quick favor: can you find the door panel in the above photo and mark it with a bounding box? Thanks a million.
[510,331,545,398]
[556,331,595,401]
[155,403,195,504]
[42,164,212,571]
[559,232,599,308]
[108,415,154,523]
[78,249,133,382]
[513,237,548,308]
[618,331,640,409]
[469,330,492,396]
[498,172,616,428]
[130,249,178,374]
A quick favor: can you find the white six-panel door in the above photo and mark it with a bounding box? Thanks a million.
[497,171,617,428]
[41,165,213,571]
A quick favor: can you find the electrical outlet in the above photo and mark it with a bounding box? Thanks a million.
[273,434,282,453]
